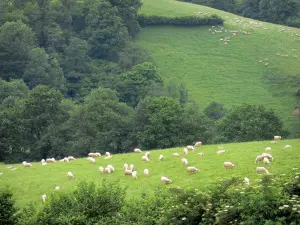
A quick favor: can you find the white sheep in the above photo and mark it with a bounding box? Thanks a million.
[187,145,195,151]
[105,152,111,157]
[46,158,56,163]
[194,141,202,148]
[42,162,47,166]
[134,148,142,153]
[132,171,137,179]
[41,159,45,163]
[217,150,226,155]
[67,172,74,179]
[42,194,47,203]
[183,148,188,155]
[263,157,270,165]
[244,177,250,185]
[145,151,151,158]
[187,167,200,173]
[144,169,149,176]
[196,152,204,156]
[124,169,132,176]
[95,152,101,157]
[255,155,265,163]
[68,156,76,161]
[256,167,269,174]
[261,153,274,161]
[88,153,97,157]
[124,163,129,170]
[172,153,180,157]
[99,166,104,173]
[159,155,164,161]
[55,186,60,191]
[141,155,149,162]
[181,158,188,166]
[87,157,96,163]
[22,161,32,167]
[107,165,115,172]
[274,136,281,141]
[284,145,292,149]
[130,164,134,171]
[104,167,112,174]
[104,155,112,159]
[265,147,272,151]
[161,176,172,184]
[224,162,235,169]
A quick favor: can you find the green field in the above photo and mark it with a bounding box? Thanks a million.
[135,0,300,133]
[1,139,299,207]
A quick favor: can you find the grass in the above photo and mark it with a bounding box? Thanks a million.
[0,139,299,207]
[135,0,300,134]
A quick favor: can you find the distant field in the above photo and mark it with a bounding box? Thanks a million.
[0,139,299,207]
[135,0,300,134]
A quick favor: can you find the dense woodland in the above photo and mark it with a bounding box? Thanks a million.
[180,0,300,28]
[0,0,289,163]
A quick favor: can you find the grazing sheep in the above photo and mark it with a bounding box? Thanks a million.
[255,155,265,163]
[46,158,56,163]
[261,153,273,161]
[105,152,111,157]
[124,169,132,176]
[68,156,76,161]
[124,163,129,170]
[41,159,45,163]
[263,157,270,165]
[183,148,188,155]
[55,186,60,191]
[187,145,195,151]
[42,194,47,203]
[95,152,101,157]
[134,148,142,153]
[107,165,115,172]
[256,167,269,174]
[224,162,235,169]
[194,141,202,148]
[104,167,112,174]
[265,147,272,151]
[22,161,32,167]
[161,176,172,184]
[172,153,180,157]
[144,169,149,176]
[284,145,292,149]
[132,171,137,179]
[197,152,204,156]
[181,158,188,166]
[244,177,250,185]
[88,153,97,157]
[130,164,134,171]
[141,155,149,162]
[87,157,96,163]
[99,166,104,173]
[274,136,281,141]
[104,155,112,159]
[42,162,47,166]
[217,150,226,155]
[145,151,151,158]
[62,157,69,162]
[67,172,74,179]
[187,167,200,173]
[159,155,164,161]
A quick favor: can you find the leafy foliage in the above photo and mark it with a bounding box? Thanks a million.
[0,188,17,225]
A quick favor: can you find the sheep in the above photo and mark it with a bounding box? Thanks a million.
[41,159,45,163]
[183,148,188,155]
[88,153,96,157]
[255,155,265,163]
[104,155,112,159]
[265,147,272,151]
[105,152,111,157]
[67,172,74,179]
[134,148,142,153]
[55,186,60,191]
[62,157,69,162]
[124,169,132,176]
[187,145,195,151]
[217,150,226,155]
[161,176,172,184]
[144,169,149,176]
[244,177,250,185]
[197,152,204,156]
[274,136,281,141]
[224,162,235,169]
[261,153,274,161]
[95,152,101,157]
[68,156,76,161]
[132,171,137,179]
[104,167,112,174]
[284,145,292,149]
[22,161,32,167]
[187,167,200,173]
[42,162,47,166]
[42,194,47,203]
[141,155,149,162]
[181,158,188,166]
[99,166,104,173]
[124,163,129,170]
[263,157,270,165]
[46,158,56,163]
[87,157,96,163]
[194,141,202,148]
[107,165,115,173]
[256,167,269,174]
[130,164,134,171]
[145,151,151,158]
[172,153,180,157]
[159,155,164,161]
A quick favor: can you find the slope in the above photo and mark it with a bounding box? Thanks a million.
[135,0,300,134]
[0,139,299,207]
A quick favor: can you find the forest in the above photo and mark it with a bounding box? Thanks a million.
[0,0,288,163]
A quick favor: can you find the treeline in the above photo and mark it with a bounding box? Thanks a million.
[0,0,287,163]
[2,173,300,224]
[180,0,300,28]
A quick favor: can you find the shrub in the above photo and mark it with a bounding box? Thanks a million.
[0,188,17,225]
[138,14,224,27]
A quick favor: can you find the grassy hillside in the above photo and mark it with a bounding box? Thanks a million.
[0,139,299,207]
[135,0,300,134]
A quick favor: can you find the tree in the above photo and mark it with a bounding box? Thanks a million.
[85,0,129,60]
[0,20,37,80]
[217,104,287,142]
[23,48,66,92]
[204,101,227,120]
[66,87,135,156]
[0,188,17,225]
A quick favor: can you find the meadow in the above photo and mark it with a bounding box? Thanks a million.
[0,139,299,207]
[135,0,300,133]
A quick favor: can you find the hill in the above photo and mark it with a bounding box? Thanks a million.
[135,0,300,135]
[0,139,299,207]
